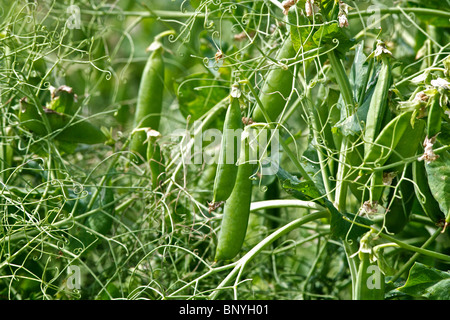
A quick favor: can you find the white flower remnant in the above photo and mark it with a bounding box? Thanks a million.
[431,78,450,90]
[361,200,379,215]
[374,41,393,58]
[282,0,297,15]
[338,14,349,28]
[305,0,319,17]
[338,1,350,28]
[230,84,241,99]
[413,91,429,103]
[382,172,397,186]
[418,135,439,163]
[411,72,428,84]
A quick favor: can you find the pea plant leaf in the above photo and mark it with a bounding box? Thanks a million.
[288,8,314,53]
[325,201,374,241]
[175,72,228,122]
[397,262,450,300]
[312,23,354,60]
[437,121,450,146]
[276,166,325,205]
[425,148,450,222]
[276,165,372,240]
[349,43,370,104]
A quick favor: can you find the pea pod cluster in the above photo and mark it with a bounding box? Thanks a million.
[130,46,165,161]
[215,130,255,261]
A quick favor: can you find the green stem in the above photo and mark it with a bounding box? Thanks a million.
[327,51,355,212]
[342,215,450,262]
[209,210,329,299]
[389,227,444,283]
[305,86,333,201]
[250,199,325,212]
[343,240,359,298]
[327,51,354,111]
[348,7,450,21]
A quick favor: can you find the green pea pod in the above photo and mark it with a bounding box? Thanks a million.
[384,119,426,173]
[19,98,106,145]
[130,46,165,161]
[424,148,450,226]
[212,92,243,203]
[362,111,414,204]
[364,54,392,156]
[427,94,442,138]
[355,251,385,300]
[146,130,165,191]
[368,171,384,204]
[412,157,445,224]
[47,85,78,116]
[215,133,254,261]
[363,111,413,167]
[384,173,415,234]
[252,37,296,123]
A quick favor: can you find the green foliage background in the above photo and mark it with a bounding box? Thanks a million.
[0,0,449,300]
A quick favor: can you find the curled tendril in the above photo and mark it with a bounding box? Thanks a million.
[231,24,241,34]
[41,81,52,90]
[211,30,220,42]
[180,0,189,13]
[224,3,237,13]
[73,247,83,255]
[202,56,211,68]
[72,182,85,195]
[400,12,416,29]
[24,14,34,24]
[168,32,177,43]
[241,12,251,26]
[70,289,82,299]
[332,37,340,46]
[57,237,68,250]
